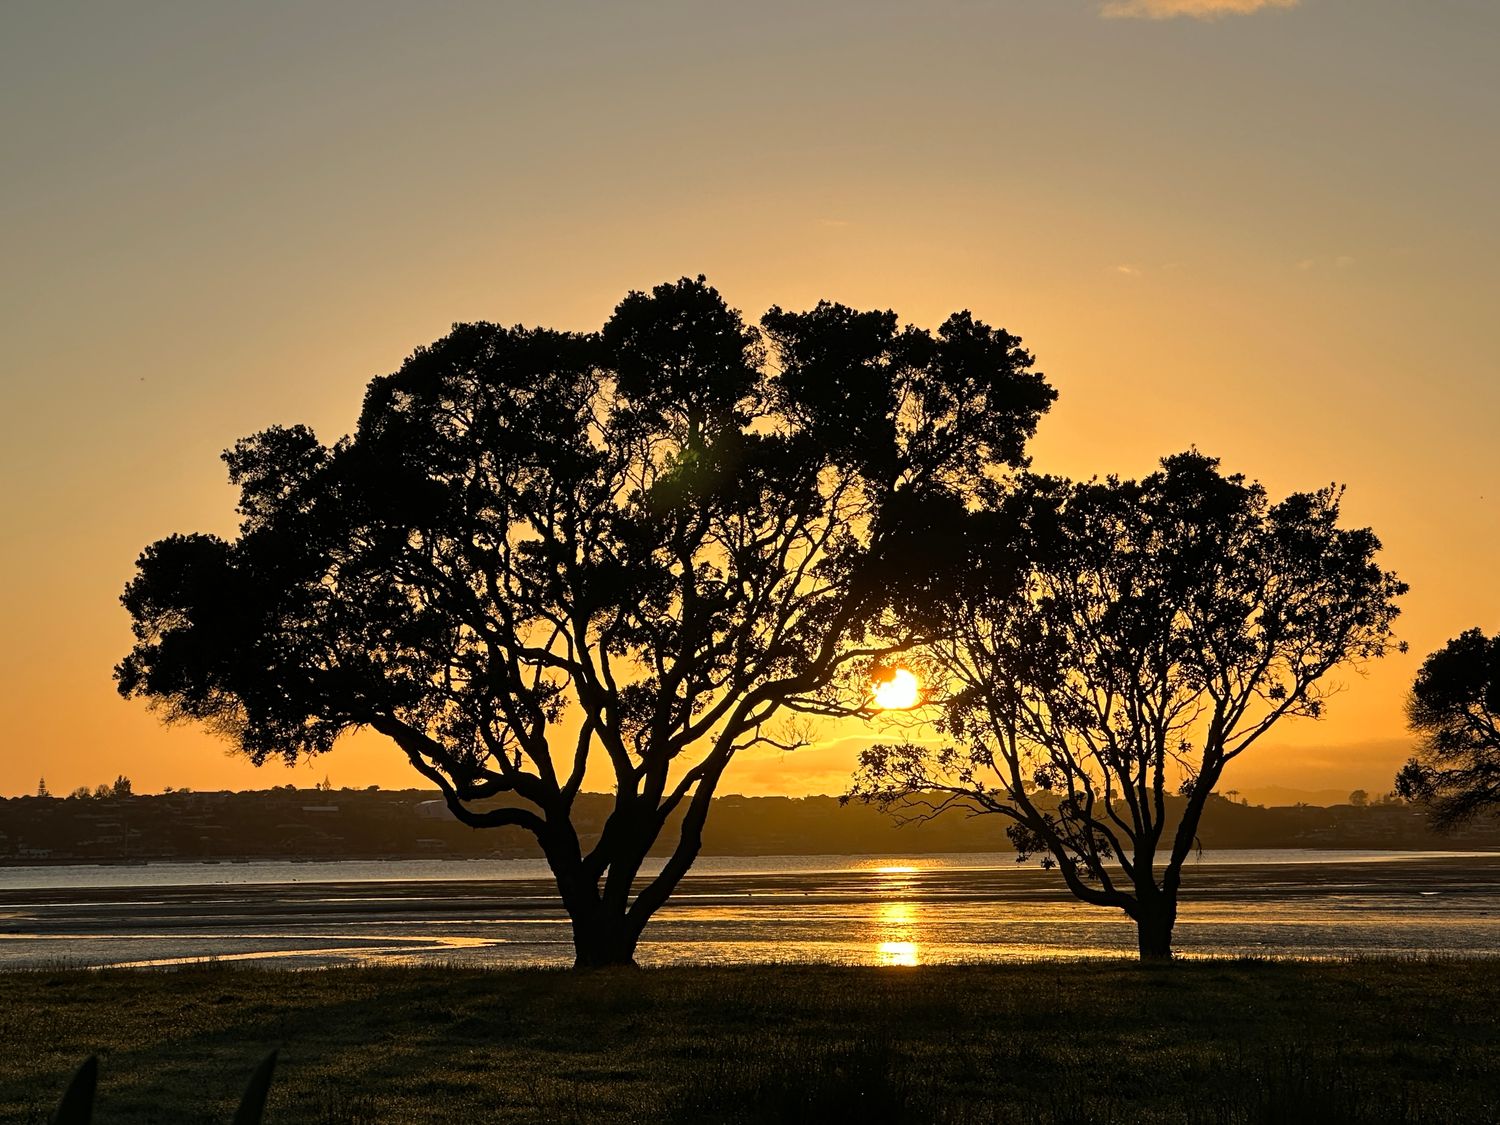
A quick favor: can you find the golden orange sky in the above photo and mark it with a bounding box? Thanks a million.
[2,1,1496,799]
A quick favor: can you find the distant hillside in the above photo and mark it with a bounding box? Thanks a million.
[3,787,1498,866]
[1236,786,1376,808]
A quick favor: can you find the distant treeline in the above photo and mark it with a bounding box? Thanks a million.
[2,788,1495,866]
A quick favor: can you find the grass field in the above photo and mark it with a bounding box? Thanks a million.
[2,959,1497,1123]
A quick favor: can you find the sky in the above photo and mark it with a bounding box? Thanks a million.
[2,0,1496,800]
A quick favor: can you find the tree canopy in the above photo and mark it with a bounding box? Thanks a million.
[1397,628,1500,830]
[850,451,1406,959]
[116,276,1055,965]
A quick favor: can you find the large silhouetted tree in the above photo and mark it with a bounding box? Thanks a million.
[1396,629,1500,830]
[116,277,1055,966]
[850,452,1405,960]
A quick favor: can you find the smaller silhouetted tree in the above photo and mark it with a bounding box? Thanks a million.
[1348,789,1368,807]
[110,775,133,798]
[1397,629,1500,829]
[851,452,1406,960]
[37,777,49,798]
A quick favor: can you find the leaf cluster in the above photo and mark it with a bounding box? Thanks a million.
[1397,628,1500,829]
[116,277,1054,870]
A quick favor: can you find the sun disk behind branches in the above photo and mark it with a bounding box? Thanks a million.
[872,668,921,710]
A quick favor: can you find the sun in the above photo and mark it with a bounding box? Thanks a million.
[872,667,921,710]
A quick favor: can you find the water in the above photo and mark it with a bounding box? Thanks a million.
[0,849,1487,891]
[1,850,1496,969]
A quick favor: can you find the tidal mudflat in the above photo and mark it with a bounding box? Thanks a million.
[2,852,1498,969]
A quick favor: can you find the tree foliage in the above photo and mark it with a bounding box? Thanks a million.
[116,277,1055,965]
[850,451,1406,958]
[1397,628,1500,830]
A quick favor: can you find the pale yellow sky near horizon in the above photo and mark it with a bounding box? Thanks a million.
[2,0,1496,800]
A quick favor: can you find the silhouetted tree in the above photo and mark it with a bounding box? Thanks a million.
[851,452,1405,959]
[36,778,49,798]
[116,277,1054,966]
[1396,629,1500,830]
[110,775,133,798]
[1348,789,1369,807]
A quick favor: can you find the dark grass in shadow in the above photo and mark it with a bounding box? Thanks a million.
[1,960,1496,1123]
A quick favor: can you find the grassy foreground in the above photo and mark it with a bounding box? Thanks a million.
[1,960,1497,1123]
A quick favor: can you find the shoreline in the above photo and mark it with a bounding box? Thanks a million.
[3,841,1498,873]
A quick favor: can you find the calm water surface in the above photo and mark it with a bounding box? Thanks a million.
[1,851,1496,969]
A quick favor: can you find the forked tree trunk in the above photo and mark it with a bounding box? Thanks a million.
[549,863,647,968]
[544,763,724,969]
[548,832,660,969]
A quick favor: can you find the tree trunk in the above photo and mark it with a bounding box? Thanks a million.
[543,836,645,970]
[1134,898,1176,961]
[569,909,641,969]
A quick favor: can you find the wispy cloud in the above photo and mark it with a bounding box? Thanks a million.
[1101,0,1298,20]
[1295,254,1356,272]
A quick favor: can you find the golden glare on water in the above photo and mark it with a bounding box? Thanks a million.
[872,668,921,710]
[876,941,919,967]
[879,902,917,928]
[875,899,922,966]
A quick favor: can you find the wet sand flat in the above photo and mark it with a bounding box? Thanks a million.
[1,853,1497,968]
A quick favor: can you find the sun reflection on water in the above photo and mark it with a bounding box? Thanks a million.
[880,902,916,928]
[877,941,919,967]
[874,896,922,966]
